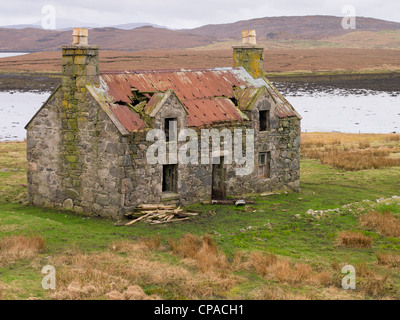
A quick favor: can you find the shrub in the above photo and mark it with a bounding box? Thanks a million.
[360,211,400,237]
[377,252,400,268]
[337,231,372,248]
[0,235,45,265]
[169,233,229,272]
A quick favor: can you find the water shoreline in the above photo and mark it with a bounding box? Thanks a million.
[268,71,400,93]
[1,71,400,93]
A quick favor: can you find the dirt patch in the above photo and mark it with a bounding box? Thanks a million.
[0,73,60,92]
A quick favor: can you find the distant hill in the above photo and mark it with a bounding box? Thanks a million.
[111,23,168,30]
[0,15,399,52]
[0,26,215,52]
[1,20,167,31]
[187,15,400,40]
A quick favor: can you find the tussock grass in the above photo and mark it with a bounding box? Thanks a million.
[138,236,162,250]
[252,286,308,300]
[234,251,332,286]
[302,132,400,170]
[169,233,230,272]
[336,231,372,248]
[360,210,400,237]
[0,235,45,265]
[377,252,400,268]
[385,134,400,142]
[0,142,27,203]
[355,262,393,297]
[111,236,161,252]
[51,236,240,300]
[105,285,150,300]
[1,139,400,300]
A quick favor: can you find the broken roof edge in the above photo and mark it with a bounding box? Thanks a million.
[86,84,131,136]
[263,77,302,120]
[234,86,267,111]
[25,84,62,130]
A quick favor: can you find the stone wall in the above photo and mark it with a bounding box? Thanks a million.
[27,88,63,207]
[27,82,300,220]
[27,44,136,219]
[62,95,131,219]
[123,90,301,208]
[26,88,133,218]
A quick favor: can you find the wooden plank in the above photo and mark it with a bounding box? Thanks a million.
[180,212,198,216]
[136,204,176,210]
[174,206,182,213]
[125,212,153,226]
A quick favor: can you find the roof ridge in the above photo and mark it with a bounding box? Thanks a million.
[100,67,239,75]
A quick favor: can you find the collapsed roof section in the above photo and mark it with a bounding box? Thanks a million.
[89,67,300,134]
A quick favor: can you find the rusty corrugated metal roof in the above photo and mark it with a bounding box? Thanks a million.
[185,98,244,127]
[94,67,299,132]
[109,103,145,132]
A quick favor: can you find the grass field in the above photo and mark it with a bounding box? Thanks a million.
[0,133,400,300]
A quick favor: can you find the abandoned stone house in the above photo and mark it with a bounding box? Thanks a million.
[25,29,301,219]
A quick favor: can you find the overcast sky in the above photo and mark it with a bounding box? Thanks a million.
[0,0,399,29]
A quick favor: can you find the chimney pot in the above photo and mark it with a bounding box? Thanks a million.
[72,28,89,45]
[241,30,249,44]
[72,28,80,45]
[248,29,256,45]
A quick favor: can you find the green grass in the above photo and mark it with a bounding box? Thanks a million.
[1,142,400,299]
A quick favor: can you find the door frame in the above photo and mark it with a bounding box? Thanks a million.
[211,156,226,199]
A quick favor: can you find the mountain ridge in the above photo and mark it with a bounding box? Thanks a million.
[0,15,399,52]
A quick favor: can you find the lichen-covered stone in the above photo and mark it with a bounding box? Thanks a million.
[63,198,74,210]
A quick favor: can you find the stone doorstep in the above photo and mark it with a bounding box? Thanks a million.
[161,192,180,202]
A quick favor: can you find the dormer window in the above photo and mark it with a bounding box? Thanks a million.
[259,110,270,131]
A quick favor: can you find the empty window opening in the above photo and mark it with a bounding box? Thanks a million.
[164,118,177,142]
[258,152,271,178]
[259,110,270,131]
[162,164,177,193]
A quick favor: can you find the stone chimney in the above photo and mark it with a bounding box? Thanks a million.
[62,29,99,92]
[232,29,264,79]
[60,29,100,198]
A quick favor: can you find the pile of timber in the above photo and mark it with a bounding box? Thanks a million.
[124,204,201,226]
